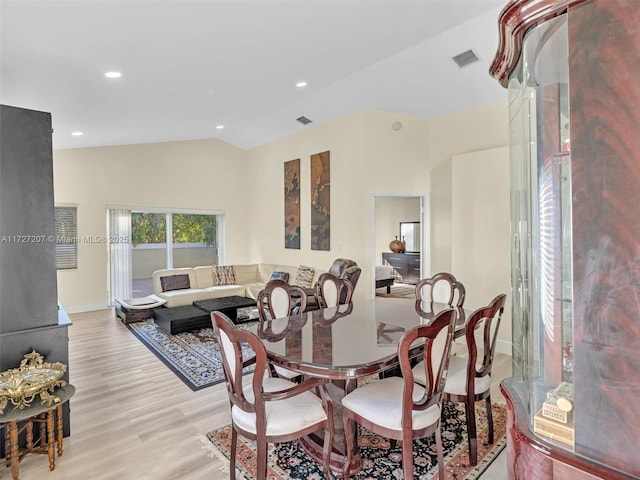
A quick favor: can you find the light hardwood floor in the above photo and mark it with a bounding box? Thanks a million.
[12,308,511,480]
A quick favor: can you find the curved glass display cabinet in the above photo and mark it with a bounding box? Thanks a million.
[490,1,640,479]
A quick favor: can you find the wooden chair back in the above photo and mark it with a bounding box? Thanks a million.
[315,272,354,308]
[398,308,457,428]
[415,272,465,313]
[211,311,265,414]
[463,293,507,392]
[257,279,307,320]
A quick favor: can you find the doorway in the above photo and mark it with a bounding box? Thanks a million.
[372,194,428,297]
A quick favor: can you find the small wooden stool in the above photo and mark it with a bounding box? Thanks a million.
[1,384,75,480]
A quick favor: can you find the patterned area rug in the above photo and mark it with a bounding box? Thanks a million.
[127,320,255,390]
[201,400,506,479]
[376,282,416,299]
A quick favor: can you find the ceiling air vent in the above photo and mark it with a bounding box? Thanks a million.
[296,116,312,125]
[451,49,480,68]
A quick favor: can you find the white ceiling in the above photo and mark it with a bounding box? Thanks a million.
[0,0,508,151]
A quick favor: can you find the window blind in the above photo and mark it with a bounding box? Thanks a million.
[55,206,78,269]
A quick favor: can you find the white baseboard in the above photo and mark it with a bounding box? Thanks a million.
[63,302,110,314]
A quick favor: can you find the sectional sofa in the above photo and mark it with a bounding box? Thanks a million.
[151,263,322,307]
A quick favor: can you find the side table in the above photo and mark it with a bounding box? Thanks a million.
[115,295,166,324]
[1,384,75,480]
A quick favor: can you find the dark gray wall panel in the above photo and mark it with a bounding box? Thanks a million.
[1,104,58,333]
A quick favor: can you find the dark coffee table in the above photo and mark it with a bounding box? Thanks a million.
[192,296,257,324]
[154,305,211,334]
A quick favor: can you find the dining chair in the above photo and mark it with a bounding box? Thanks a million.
[211,311,334,480]
[314,272,354,308]
[415,272,466,313]
[257,279,308,318]
[256,279,308,380]
[341,308,457,480]
[412,293,506,465]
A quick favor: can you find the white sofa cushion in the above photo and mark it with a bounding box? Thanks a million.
[204,285,246,299]
[244,282,266,300]
[158,288,210,308]
[193,266,215,289]
[232,264,260,286]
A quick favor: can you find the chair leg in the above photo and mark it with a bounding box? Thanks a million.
[485,396,494,445]
[435,424,445,480]
[342,415,355,479]
[256,438,267,480]
[465,400,478,465]
[230,427,238,480]
[401,430,414,480]
[323,422,334,480]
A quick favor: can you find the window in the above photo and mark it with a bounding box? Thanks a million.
[130,211,219,275]
[55,206,78,269]
[131,212,217,247]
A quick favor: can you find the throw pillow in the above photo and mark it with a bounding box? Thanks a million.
[294,265,314,288]
[269,271,290,283]
[213,265,236,286]
[160,274,190,292]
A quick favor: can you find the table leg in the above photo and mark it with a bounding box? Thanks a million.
[46,409,55,471]
[299,379,362,476]
[9,420,19,480]
[56,405,63,457]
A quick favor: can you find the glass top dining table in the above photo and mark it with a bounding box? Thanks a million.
[252,297,470,380]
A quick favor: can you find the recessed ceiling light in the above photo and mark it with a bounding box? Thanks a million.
[105,71,122,78]
[71,131,84,136]
[296,81,307,88]
[216,125,224,130]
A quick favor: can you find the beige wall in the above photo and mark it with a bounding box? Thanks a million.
[429,100,510,273]
[451,146,512,353]
[245,109,437,298]
[54,139,248,311]
[54,100,510,322]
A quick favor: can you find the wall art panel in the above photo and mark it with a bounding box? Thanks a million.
[310,151,330,251]
[284,158,301,249]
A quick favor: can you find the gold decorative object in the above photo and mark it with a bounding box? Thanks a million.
[0,350,67,414]
[389,235,405,253]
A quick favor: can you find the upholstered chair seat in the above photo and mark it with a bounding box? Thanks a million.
[442,356,491,396]
[342,377,441,431]
[234,377,328,436]
[414,355,491,397]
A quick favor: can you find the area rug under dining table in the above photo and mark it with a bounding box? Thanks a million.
[201,400,506,479]
[126,319,255,390]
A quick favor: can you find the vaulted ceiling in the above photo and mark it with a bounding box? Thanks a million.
[0,0,507,151]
